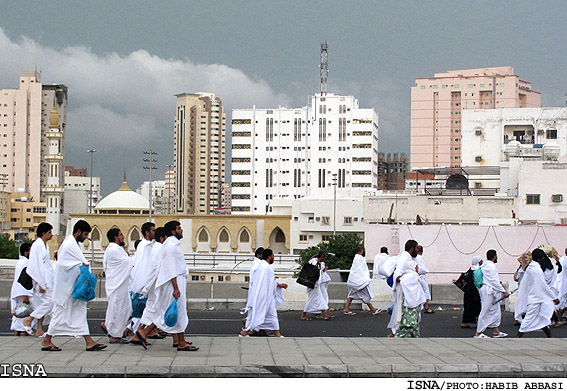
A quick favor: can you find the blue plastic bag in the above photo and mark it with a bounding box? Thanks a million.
[72,266,97,302]
[130,292,147,318]
[164,298,178,327]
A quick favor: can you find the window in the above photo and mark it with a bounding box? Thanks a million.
[191,275,200,281]
[218,276,224,282]
[299,234,308,242]
[546,129,557,139]
[526,194,540,205]
[321,235,332,242]
[308,216,314,223]
[344,216,353,225]
[321,216,330,226]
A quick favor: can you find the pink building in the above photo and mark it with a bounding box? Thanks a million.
[410,67,541,169]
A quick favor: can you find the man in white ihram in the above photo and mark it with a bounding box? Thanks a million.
[102,228,133,344]
[128,222,155,343]
[474,249,509,339]
[23,223,54,337]
[343,245,382,315]
[148,220,196,351]
[240,249,288,337]
[10,243,33,335]
[42,220,106,352]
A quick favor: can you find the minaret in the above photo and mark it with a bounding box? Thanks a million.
[43,107,64,234]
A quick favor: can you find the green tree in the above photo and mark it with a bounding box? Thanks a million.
[298,232,363,270]
[0,233,19,259]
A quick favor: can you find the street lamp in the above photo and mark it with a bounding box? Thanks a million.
[332,172,338,236]
[86,149,96,263]
[143,150,157,221]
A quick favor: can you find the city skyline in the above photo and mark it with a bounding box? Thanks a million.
[0,1,565,195]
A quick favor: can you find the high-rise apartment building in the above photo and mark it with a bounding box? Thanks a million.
[410,66,541,169]
[231,93,378,214]
[0,71,67,234]
[173,93,226,214]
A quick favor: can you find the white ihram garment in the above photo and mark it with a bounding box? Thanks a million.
[347,254,373,303]
[140,242,163,326]
[47,235,90,336]
[129,238,153,331]
[518,262,556,333]
[26,238,54,323]
[415,254,431,301]
[103,243,133,338]
[154,236,188,334]
[393,261,426,331]
[10,256,34,332]
[244,260,280,332]
[303,259,329,314]
[388,252,414,333]
[476,261,506,334]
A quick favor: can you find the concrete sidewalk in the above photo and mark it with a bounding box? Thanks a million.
[1,336,567,377]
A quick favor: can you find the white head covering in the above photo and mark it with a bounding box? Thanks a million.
[471,256,482,271]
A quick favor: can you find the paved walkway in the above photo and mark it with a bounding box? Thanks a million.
[1,336,567,377]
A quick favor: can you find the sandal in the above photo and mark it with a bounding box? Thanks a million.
[130,339,152,346]
[86,343,107,351]
[135,331,148,350]
[177,345,199,351]
[424,308,435,314]
[343,311,356,315]
[148,334,166,339]
[41,345,61,352]
[371,309,383,315]
[300,317,312,321]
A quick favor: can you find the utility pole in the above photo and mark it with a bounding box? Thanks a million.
[86,149,96,263]
[0,173,8,234]
[165,164,174,214]
[143,150,157,221]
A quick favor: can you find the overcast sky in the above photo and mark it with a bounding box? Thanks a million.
[0,1,566,195]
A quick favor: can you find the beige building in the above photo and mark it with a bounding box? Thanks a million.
[68,179,290,254]
[174,93,226,214]
[0,71,67,235]
[1,191,47,242]
[410,67,541,170]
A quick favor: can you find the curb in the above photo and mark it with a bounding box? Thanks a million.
[40,363,567,378]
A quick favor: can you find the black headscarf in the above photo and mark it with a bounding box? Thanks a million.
[531,248,554,272]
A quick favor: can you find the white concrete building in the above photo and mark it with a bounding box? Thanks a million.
[137,179,165,213]
[271,195,366,254]
[461,107,567,187]
[64,173,101,214]
[231,93,379,214]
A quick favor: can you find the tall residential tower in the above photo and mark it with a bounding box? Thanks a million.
[410,66,541,169]
[173,93,226,214]
[0,71,67,235]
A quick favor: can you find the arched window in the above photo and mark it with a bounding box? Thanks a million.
[198,229,209,242]
[219,229,229,242]
[240,230,250,242]
[275,229,285,243]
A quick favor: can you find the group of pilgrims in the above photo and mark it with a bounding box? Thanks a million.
[10,219,197,351]
[9,220,567,344]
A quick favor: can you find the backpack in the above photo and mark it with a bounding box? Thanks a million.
[473,268,483,288]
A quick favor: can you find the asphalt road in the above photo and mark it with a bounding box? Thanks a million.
[4,306,567,338]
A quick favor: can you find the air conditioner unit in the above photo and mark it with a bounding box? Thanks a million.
[475,156,483,162]
[552,194,563,202]
[475,129,483,136]
[537,129,545,135]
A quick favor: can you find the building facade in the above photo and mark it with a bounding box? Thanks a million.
[377,152,408,190]
[63,170,101,215]
[0,71,67,235]
[0,191,47,242]
[231,93,379,214]
[137,179,166,213]
[174,93,226,214]
[410,67,541,170]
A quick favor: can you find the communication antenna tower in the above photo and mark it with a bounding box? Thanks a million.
[320,41,328,96]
